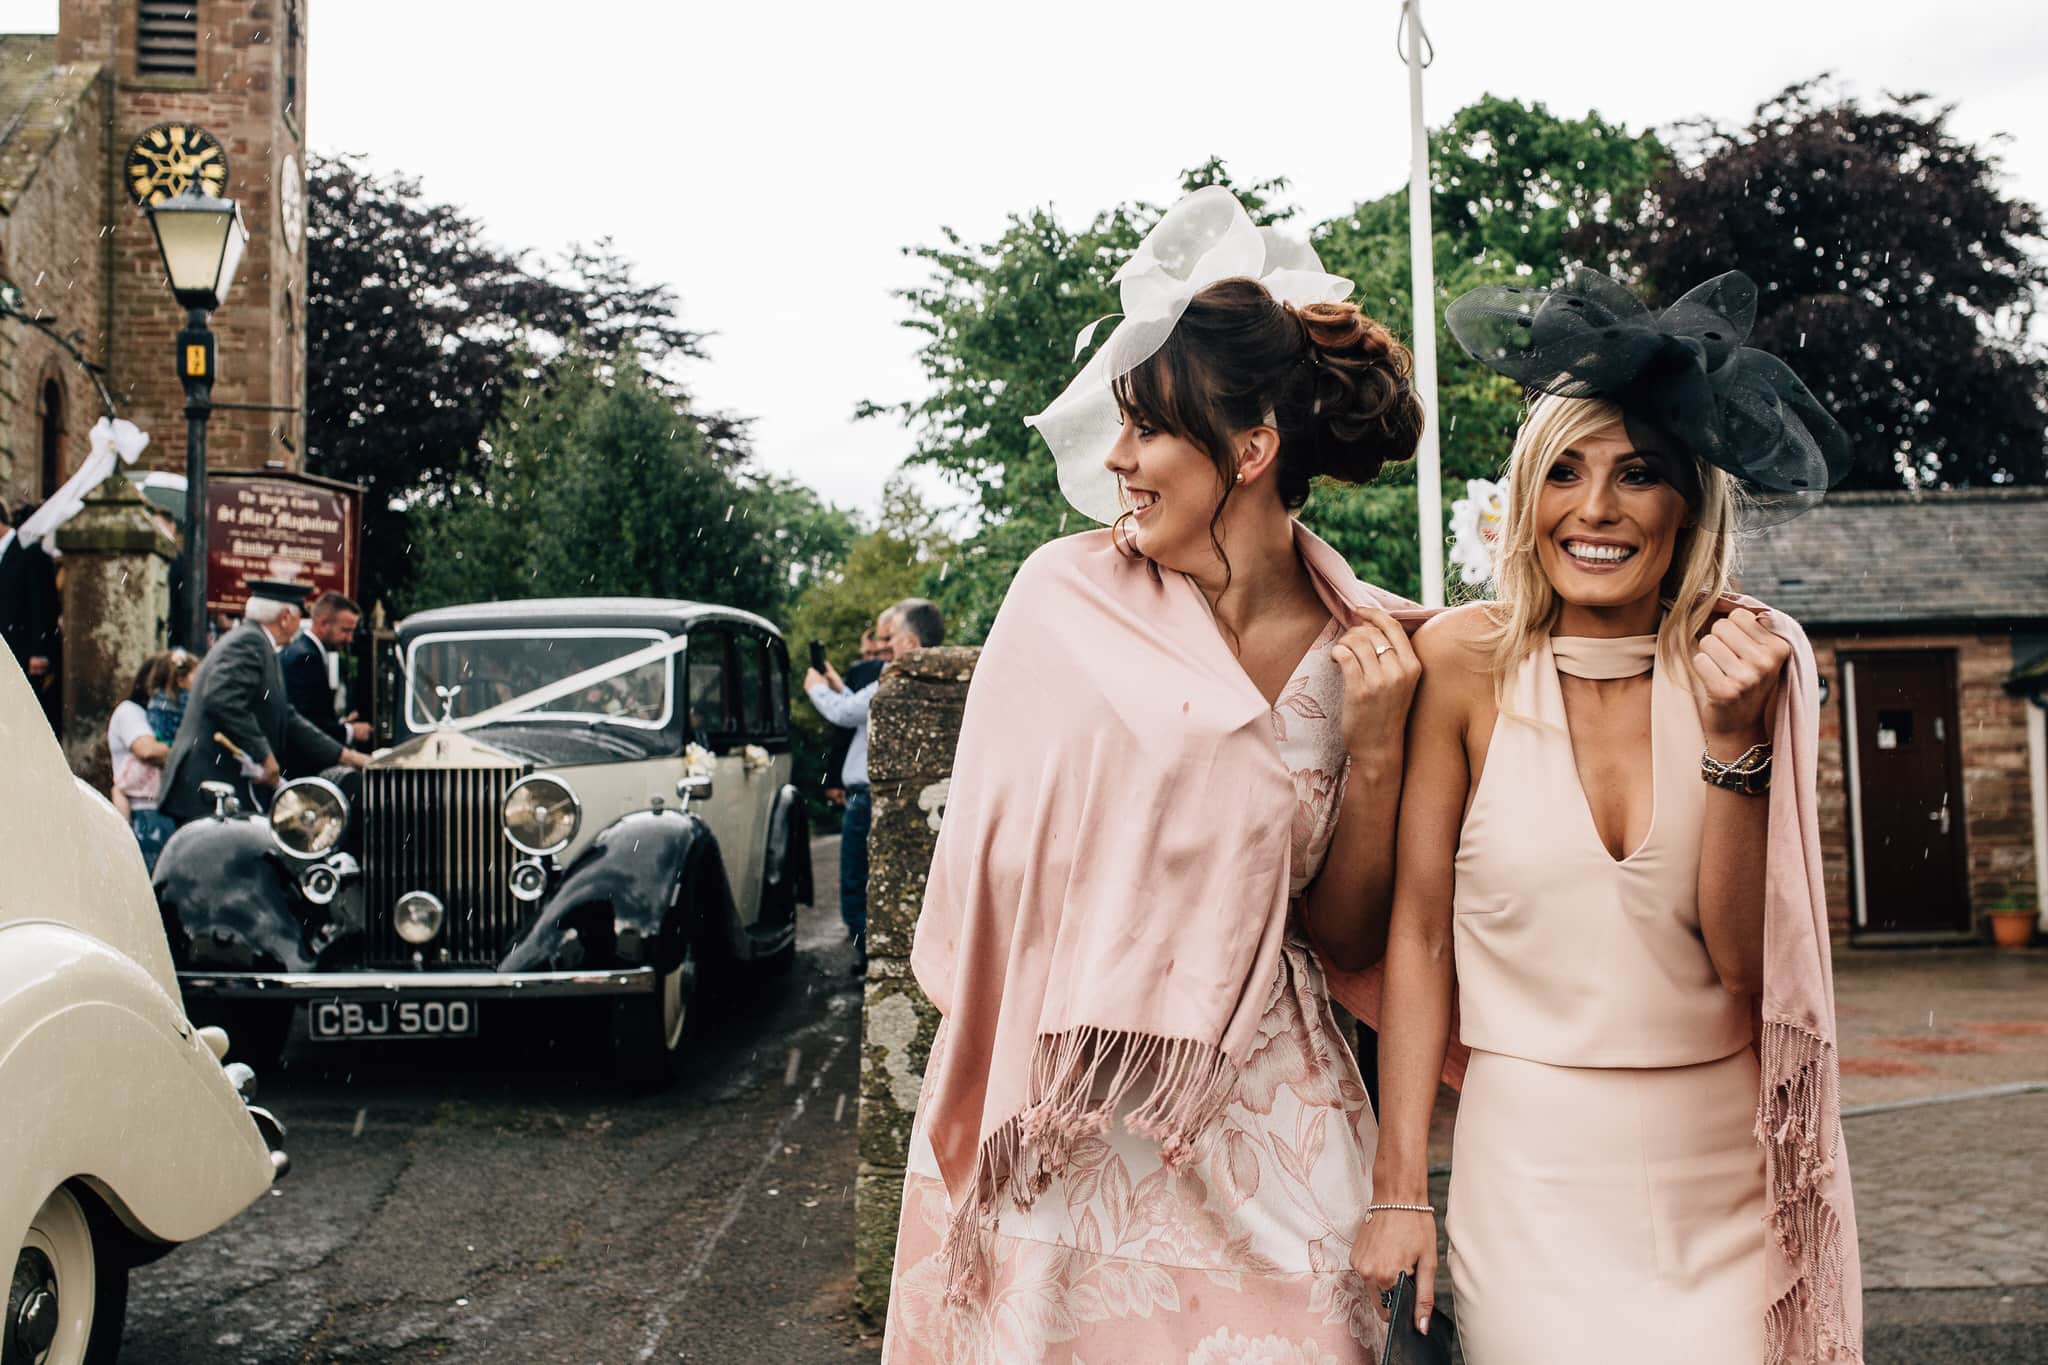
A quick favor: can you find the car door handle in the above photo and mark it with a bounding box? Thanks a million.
[1927,807,1950,834]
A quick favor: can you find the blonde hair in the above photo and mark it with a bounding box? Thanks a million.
[1481,393,1738,686]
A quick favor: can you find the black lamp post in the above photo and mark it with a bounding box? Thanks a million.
[143,180,247,652]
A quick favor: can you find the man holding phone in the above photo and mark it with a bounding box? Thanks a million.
[803,600,944,975]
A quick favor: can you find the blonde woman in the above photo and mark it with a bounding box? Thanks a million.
[1354,271,1863,1364]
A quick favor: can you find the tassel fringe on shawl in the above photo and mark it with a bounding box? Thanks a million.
[939,1027,1241,1304]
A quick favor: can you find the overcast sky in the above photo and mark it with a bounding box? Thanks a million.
[4,0,2042,521]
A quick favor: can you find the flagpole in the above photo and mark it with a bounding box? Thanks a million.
[1403,0,1444,607]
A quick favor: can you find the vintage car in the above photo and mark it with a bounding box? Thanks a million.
[154,598,813,1087]
[2,649,285,1364]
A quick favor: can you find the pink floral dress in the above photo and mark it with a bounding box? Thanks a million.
[884,618,1385,1363]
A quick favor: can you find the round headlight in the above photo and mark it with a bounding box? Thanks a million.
[393,891,445,945]
[503,774,580,856]
[270,777,348,859]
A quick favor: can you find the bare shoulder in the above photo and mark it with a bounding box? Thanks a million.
[1414,603,1496,671]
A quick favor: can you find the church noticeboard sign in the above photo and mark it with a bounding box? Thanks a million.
[204,469,361,618]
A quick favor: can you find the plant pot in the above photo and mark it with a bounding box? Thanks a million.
[1988,910,2037,950]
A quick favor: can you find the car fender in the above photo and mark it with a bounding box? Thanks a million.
[0,920,274,1252]
[498,809,736,974]
[765,784,813,906]
[153,814,317,972]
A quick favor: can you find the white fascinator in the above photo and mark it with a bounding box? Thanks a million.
[1024,185,1353,525]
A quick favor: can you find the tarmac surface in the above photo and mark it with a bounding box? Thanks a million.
[126,834,876,1364]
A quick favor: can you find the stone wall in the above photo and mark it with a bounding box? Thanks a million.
[855,644,979,1321]
[0,56,110,503]
[1810,632,2040,935]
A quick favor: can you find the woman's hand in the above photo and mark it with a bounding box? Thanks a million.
[1351,1205,1437,1334]
[1332,608,1422,772]
[1693,608,1791,748]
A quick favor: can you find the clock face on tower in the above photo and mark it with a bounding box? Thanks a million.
[280,154,304,253]
[125,123,230,205]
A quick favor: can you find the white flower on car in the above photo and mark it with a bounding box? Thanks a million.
[683,743,715,776]
[1448,476,1507,589]
[741,744,771,773]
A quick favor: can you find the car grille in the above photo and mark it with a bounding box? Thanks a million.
[362,765,529,967]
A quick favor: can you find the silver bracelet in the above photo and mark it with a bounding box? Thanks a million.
[1366,1202,1436,1215]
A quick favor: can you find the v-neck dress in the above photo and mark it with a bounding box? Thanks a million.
[1445,634,1766,1365]
[882,616,1389,1363]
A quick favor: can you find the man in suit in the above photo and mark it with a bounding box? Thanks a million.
[160,580,371,824]
[280,591,372,769]
[0,498,60,713]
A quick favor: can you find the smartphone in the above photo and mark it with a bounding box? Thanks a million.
[808,640,827,672]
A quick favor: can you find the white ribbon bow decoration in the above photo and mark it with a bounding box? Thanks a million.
[1025,186,1353,525]
[17,416,152,556]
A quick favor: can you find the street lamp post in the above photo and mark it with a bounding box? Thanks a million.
[143,181,247,652]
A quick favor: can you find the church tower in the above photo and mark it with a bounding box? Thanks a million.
[57,0,309,470]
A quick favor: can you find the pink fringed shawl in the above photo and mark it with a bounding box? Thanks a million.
[908,523,1425,1301]
[1746,600,1863,1362]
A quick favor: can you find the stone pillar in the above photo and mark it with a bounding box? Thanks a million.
[56,474,175,790]
[855,644,980,1321]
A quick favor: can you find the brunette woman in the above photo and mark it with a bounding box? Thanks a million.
[881,187,1426,1361]
[1354,271,1862,1364]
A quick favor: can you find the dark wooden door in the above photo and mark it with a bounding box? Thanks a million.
[1846,652,1969,934]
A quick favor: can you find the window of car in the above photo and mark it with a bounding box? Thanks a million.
[733,634,776,737]
[686,628,733,743]
[766,637,791,735]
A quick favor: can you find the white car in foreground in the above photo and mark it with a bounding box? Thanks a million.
[2,651,284,1364]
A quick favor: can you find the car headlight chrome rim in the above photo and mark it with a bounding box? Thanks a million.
[301,864,342,906]
[269,777,349,860]
[502,774,580,856]
[393,890,445,945]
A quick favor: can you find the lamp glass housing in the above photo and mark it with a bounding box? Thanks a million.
[146,188,247,310]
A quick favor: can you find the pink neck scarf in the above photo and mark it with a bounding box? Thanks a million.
[909,522,1424,1302]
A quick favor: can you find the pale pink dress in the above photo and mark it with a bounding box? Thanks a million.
[884,618,1385,1363]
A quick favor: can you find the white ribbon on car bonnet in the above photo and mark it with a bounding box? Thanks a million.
[1023,185,1353,526]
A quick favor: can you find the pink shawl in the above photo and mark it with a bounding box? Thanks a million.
[909,522,1423,1300]
[1746,600,1863,1362]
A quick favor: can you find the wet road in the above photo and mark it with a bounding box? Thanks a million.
[127,837,876,1364]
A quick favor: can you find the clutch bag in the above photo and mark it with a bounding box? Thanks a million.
[1380,1271,1458,1365]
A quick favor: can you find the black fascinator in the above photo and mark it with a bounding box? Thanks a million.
[1445,269,1851,523]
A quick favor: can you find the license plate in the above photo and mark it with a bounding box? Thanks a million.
[307,999,479,1041]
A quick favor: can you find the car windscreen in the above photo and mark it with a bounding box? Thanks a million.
[404,629,677,733]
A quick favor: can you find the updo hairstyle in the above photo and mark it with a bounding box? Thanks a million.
[1111,276,1425,512]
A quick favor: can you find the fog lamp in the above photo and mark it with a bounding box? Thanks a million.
[270,777,348,859]
[301,863,341,906]
[510,859,548,903]
[393,891,445,945]
[502,774,580,856]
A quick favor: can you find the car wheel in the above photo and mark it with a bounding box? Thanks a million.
[612,936,697,1091]
[6,1187,128,1365]
[757,869,798,978]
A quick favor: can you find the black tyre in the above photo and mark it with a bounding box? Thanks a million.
[5,1186,129,1365]
[611,935,697,1091]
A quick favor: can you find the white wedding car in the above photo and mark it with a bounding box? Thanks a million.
[2,651,284,1364]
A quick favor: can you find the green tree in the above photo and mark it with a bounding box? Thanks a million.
[406,347,786,616]
[305,154,738,609]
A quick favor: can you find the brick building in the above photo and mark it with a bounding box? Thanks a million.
[1738,488,2048,943]
[0,0,309,507]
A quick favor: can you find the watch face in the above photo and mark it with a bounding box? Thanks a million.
[280,153,304,253]
[126,123,230,205]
